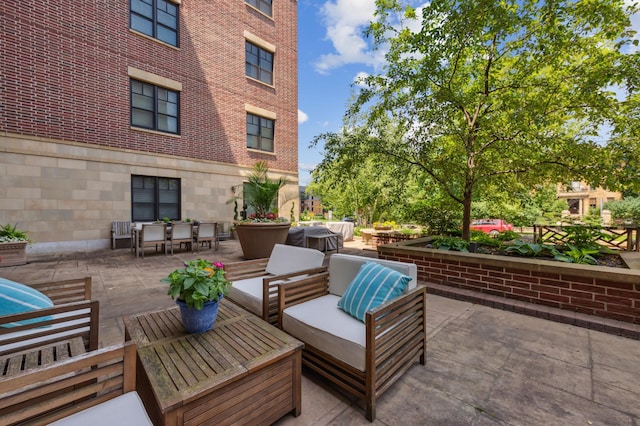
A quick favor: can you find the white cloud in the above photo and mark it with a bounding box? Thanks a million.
[314,0,383,74]
[353,71,370,87]
[298,162,317,172]
[298,109,309,124]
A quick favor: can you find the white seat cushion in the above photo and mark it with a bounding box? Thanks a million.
[49,391,152,425]
[227,276,267,316]
[282,295,366,371]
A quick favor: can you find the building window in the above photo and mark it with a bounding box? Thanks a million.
[130,79,179,134]
[246,41,273,85]
[130,0,179,47]
[132,175,181,222]
[246,0,272,16]
[246,113,274,152]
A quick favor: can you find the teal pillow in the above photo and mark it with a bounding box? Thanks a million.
[0,277,54,328]
[337,262,412,322]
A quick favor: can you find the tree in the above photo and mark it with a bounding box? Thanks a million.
[309,130,411,225]
[348,0,639,239]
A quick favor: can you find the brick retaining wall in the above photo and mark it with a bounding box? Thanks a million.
[377,238,640,326]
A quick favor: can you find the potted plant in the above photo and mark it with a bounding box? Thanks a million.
[231,161,293,259]
[162,259,232,333]
[0,223,30,267]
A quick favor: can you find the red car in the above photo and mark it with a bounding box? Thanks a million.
[470,219,513,236]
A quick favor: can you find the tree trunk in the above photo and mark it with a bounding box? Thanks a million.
[461,186,473,241]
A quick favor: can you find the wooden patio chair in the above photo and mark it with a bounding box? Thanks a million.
[138,223,167,258]
[169,222,193,254]
[111,221,131,249]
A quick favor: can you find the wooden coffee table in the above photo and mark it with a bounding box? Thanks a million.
[123,299,303,426]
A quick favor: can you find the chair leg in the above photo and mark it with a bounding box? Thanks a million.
[365,395,376,422]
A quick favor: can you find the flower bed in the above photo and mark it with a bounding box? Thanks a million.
[377,237,640,335]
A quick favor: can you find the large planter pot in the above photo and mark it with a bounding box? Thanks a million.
[235,222,291,259]
[176,298,221,334]
[0,241,28,267]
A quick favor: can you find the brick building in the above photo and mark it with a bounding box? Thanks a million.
[0,0,299,254]
[556,182,621,218]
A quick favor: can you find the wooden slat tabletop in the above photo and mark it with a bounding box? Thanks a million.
[124,299,303,415]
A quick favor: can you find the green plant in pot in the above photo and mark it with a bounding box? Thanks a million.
[0,223,30,243]
[0,223,30,267]
[162,259,231,333]
[230,161,294,259]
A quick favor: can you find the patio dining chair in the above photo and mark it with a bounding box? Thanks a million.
[138,224,167,258]
[193,222,217,252]
[169,222,193,254]
[111,221,131,250]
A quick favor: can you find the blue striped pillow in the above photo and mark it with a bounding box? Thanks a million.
[337,262,412,322]
[0,277,54,328]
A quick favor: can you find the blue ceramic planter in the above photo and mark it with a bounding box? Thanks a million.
[176,298,221,333]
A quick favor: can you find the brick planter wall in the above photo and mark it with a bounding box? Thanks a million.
[377,238,640,330]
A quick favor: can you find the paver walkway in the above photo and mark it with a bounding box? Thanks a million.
[1,239,639,425]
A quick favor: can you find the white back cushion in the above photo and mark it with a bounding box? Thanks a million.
[265,244,325,275]
[328,254,417,296]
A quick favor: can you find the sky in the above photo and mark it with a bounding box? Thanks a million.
[295,0,640,186]
[296,0,384,186]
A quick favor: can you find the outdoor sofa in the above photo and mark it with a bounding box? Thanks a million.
[276,253,427,421]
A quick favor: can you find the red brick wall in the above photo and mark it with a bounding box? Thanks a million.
[378,244,640,324]
[0,1,298,172]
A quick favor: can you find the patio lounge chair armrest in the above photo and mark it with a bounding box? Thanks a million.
[263,266,328,284]
[364,285,427,392]
[277,271,330,328]
[261,266,328,324]
[224,258,269,281]
[28,276,92,303]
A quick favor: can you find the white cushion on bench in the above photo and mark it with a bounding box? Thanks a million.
[49,391,152,425]
[227,277,267,316]
[282,294,366,371]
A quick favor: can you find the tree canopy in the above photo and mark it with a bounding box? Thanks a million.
[319,0,640,239]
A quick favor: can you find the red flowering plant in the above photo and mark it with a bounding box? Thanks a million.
[162,259,231,310]
[246,212,288,223]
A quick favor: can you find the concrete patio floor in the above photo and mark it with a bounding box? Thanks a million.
[2,239,639,425]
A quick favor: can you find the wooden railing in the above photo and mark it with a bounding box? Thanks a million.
[533,224,639,251]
